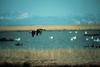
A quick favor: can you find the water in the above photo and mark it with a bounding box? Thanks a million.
[0,30,100,49]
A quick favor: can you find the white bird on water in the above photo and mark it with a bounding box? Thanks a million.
[70,36,77,41]
[94,38,100,42]
[69,31,72,34]
[86,38,89,41]
[75,31,78,34]
[15,37,21,41]
[85,31,88,34]
[70,38,74,41]
[91,36,94,39]
[49,36,54,39]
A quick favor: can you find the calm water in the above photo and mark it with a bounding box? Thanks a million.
[0,30,100,49]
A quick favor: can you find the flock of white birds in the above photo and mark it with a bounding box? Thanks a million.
[14,31,100,43]
[70,31,100,42]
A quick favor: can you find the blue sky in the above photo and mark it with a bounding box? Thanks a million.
[0,0,100,25]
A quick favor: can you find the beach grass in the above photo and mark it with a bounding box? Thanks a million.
[0,48,100,65]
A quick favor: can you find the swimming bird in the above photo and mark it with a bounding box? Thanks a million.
[0,37,14,42]
[15,43,23,46]
[84,33,100,36]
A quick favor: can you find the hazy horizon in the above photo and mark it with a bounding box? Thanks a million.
[0,0,100,25]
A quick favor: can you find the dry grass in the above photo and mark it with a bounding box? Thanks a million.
[0,48,100,65]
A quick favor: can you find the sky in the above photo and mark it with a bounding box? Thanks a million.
[0,0,100,25]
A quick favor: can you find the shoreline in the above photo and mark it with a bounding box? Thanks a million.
[0,25,100,31]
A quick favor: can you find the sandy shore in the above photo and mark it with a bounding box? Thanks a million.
[0,48,100,65]
[0,25,100,31]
